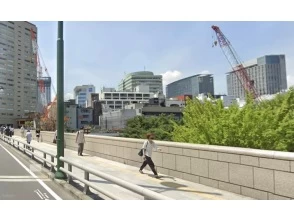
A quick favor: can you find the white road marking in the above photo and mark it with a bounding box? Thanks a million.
[44,193,50,199]
[0,176,37,179]
[0,179,50,182]
[34,190,44,200]
[36,189,50,200]
[0,143,62,200]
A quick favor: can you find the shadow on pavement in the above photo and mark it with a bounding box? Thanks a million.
[139,181,222,196]
[71,180,104,200]
[146,174,175,180]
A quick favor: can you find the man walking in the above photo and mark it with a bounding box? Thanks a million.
[76,126,86,156]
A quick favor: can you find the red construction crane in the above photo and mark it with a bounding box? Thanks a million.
[30,28,57,108]
[211,25,259,100]
[30,28,57,127]
[31,29,45,93]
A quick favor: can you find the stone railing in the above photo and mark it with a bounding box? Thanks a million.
[14,129,294,200]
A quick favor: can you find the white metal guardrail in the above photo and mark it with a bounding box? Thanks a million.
[0,134,172,200]
[0,134,56,171]
[60,156,172,200]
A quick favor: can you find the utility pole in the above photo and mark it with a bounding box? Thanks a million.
[55,21,66,179]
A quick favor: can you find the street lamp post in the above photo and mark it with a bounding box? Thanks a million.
[55,21,66,179]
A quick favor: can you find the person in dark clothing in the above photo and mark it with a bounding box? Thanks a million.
[36,128,41,142]
[5,126,10,136]
[9,126,14,137]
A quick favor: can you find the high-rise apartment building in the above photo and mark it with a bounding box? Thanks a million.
[226,55,287,99]
[0,21,38,126]
[166,74,214,98]
[73,85,95,108]
[118,71,163,93]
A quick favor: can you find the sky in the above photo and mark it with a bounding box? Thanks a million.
[31,21,294,100]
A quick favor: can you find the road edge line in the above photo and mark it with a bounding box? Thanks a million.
[0,143,62,200]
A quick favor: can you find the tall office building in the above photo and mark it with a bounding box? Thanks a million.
[166,74,214,98]
[118,71,163,94]
[73,85,95,108]
[0,21,38,126]
[227,55,288,99]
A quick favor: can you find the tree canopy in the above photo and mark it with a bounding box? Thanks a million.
[121,114,180,141]
[121,88,294,152]
[173,88,294,152]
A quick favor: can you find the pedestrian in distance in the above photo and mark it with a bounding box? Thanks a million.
[0,125,4,135]
[76,126,86,156]
[53,129,57,144]
[5,126,10,136]
[20,125,25,138]
[139,133,161,178]
[36,128,41,142]
[26,130,32,149]
[9,126,14,137]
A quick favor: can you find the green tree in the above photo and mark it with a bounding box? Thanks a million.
[172,88,294,152]
[122,114,180,141]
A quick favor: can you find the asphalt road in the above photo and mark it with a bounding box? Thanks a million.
[0,140,76,200]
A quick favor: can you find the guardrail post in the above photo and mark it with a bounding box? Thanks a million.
[83,171,90,195]
[17,141,19,150]
[23,144,26,154]
[31,148,34,159]
[12,139,14,147]
[50,156,55,172]
[43,153,47,167]
[67,164,73,184]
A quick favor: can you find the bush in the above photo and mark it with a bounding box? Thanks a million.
[121,114,180,141]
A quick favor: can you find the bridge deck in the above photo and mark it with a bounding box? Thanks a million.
[10,135,253,200]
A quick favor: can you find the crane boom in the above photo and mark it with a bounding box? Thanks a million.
[211,25,259,100]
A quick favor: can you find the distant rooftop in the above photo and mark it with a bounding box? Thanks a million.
[25,21,37,27]
[126,71,154,77]
[166,73,213,86]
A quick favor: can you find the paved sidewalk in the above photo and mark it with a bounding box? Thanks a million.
[10,135,253,200]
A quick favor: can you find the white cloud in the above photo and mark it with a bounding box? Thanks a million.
[160,70,184,94]
[65,93,74,101]
[198,70,211,75]
[161,70,183,86]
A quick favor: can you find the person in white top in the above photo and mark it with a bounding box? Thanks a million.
[26,130,32,144]
[76,126,86,156]
[139,133,161,178]
[9,126,14,137]
[20,126,25,138]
